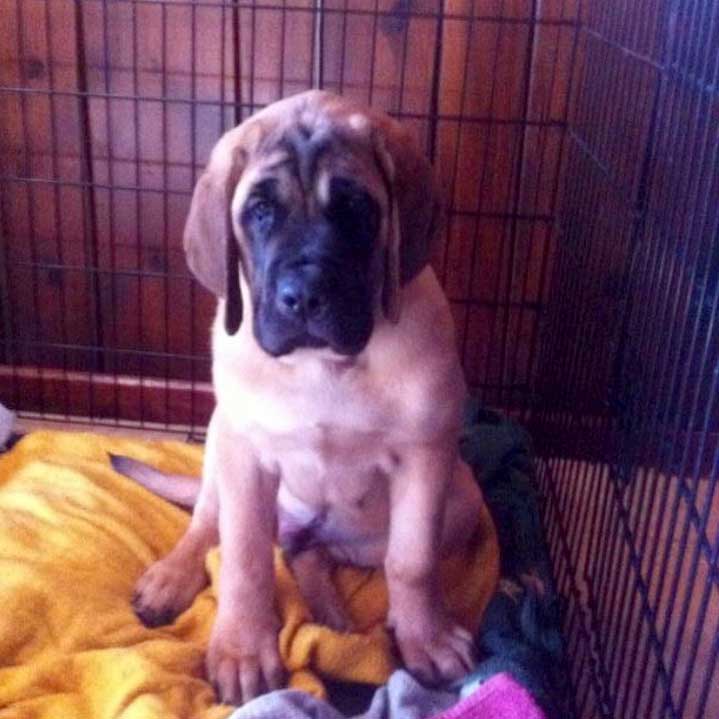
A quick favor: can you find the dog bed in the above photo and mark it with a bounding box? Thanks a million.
[0,430,499,718]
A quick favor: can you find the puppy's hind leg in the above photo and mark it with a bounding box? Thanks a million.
[290,547,352,632]
[133,474,218,627]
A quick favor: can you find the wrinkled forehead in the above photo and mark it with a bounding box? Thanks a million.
[232,121,387,211]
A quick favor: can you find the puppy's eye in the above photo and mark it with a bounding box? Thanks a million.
[245,199,276,233]
[328,186,379,242]
[334,193,366,216]
[328,179,375,220]
[249,200,275,224]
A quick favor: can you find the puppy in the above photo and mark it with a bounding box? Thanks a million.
[122,90,485,705]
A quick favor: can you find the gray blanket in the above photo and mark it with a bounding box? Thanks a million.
[229,670,455,719]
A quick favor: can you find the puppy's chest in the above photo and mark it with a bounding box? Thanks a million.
[219,364,398,502]
[273,420,392,544]
[219,361,398,441]
[258,402,393,481]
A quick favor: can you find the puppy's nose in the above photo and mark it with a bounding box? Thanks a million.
[278,278,302,315]
[276,275,327,319]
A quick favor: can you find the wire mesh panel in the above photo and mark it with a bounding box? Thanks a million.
[0,0,576,431]
[534,1,719,717]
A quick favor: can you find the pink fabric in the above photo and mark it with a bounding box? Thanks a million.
[428,673,547,719]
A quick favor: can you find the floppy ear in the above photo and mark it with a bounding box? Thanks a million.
[183,145,246,335]
[372,120,443,323]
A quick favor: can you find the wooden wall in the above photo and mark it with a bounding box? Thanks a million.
[0,0,578,427]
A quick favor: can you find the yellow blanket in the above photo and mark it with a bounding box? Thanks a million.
[0,431,499,719]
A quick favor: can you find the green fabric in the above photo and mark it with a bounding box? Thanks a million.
[460,400,548,578]
[458,401,567,718]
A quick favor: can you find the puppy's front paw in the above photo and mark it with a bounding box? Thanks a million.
[394,618,476,686]
[207,620,286,705]
[132,558,207,627]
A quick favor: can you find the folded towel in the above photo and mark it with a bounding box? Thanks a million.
[0,430,499,718]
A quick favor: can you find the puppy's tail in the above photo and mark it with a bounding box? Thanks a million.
[109,453,200,508]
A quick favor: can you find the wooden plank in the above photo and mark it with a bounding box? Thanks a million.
[78,0,228,380]
[0,0,91,371]
[236,0,314,111]
[437,1,573,403]
[0,365,214,428]
[321,0,440,130]
[539,0,580,21]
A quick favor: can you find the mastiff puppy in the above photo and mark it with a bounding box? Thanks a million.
[123,90,485,705]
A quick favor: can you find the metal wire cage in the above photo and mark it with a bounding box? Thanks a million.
[0,1,717,718]
[534,1,719,717]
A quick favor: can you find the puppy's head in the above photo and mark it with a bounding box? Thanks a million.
[184,90,442,357]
